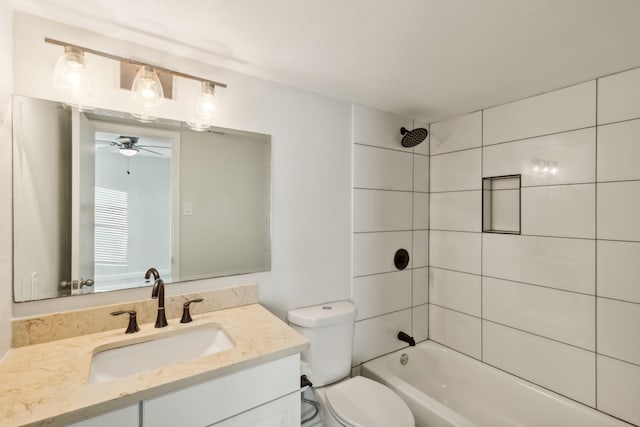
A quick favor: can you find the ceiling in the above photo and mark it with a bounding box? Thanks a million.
[13,0,640,122]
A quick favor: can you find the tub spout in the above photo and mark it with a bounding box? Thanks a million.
[398,331,416,346]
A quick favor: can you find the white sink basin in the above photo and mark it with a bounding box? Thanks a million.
[88,324,233,384]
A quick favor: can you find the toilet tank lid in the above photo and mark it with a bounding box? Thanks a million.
[287,301,356,327]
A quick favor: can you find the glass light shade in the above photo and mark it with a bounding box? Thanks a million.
[187,81,218,131]
[131,65,164,109]
[119,147,139,157]
[52,46,90,97]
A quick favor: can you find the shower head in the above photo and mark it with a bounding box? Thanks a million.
[400,127,428,148]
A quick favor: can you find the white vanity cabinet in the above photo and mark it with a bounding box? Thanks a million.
[65,353,300,427]
[142,354,300,427]
[66,404,139,427]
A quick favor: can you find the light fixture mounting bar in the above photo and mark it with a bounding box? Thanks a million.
[44,37,227,89]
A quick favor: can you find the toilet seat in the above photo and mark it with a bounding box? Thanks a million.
[325,376,414,427]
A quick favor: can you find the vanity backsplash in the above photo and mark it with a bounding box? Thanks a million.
[12,283,258,347]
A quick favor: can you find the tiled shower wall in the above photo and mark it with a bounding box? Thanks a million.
[351,104,429,368]
[429,66,640,426]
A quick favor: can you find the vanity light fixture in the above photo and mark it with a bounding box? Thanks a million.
[45,37,227,123]
[187,81,219,131]
[52,45,90,97]
[132,65,164,108]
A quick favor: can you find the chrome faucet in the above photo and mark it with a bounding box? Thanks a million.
[151,278,168,328]
[145,267,160,282]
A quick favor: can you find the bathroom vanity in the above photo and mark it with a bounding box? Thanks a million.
[70,355,300,427]
[0,286,308,427]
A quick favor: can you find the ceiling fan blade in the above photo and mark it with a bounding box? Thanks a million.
[138,147,164,155]
[97,145,117,151]
[96,139,118,145]
[137,144,170,149]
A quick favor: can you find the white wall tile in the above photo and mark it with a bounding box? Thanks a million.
[597,298,640,365]
[429,230,481,275]
[483,321,596,406]
[597,355,640,426]
[353,270,412,321]
[483,277,595,350]
[353,231,412,276]
[412,230,429,268]
[354,189,412,232]
[430,111,482,155]
[429,304,481,359]
[412,120,430,156]
[413,192,429,230]
[429,267,481,317]
[413,304,429,342]
[413,154,429,192]
[430,190,481,232]
[483,128,596,186]
[598,67,640,125]
[483,81,596,145]
[597,240,640,304]
[598,181,640,241]
[521,184,595,239]
[483,233,595,294]
[597,119,640,182]
[354,144,413,191]
[353,309,412,365]
[412,267,429,306]
[430,148,481,192]
[353,104,413,151]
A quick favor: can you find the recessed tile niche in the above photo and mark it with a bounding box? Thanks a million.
[482,175,521,234]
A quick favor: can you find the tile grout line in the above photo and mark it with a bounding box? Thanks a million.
[354,141,429,156]
[480,109,484,361]
[427,123,431,341]
[594,79,598,408]
[430,178,640,195]
[431,125,595,158]
[431,302,600,354]
[410,132,415,337]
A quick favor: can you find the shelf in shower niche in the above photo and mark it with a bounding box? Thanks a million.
[482,174,521,235]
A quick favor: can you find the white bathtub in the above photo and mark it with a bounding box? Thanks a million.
[362,341,632,427]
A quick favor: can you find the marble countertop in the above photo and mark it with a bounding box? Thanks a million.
[0,304,308,427]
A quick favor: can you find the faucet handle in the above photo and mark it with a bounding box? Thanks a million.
[180,298,204,323]
[111,310,140,334]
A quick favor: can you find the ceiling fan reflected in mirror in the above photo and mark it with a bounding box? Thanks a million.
[96,135,167,157]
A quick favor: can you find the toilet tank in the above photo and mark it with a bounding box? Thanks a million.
[287,301,357,387]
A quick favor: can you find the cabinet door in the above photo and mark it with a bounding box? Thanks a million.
[211,392,300,427]
[66,404,139,427]
[143,354,299,427]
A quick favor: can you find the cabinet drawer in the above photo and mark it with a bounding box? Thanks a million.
[143,354,299,427]
[66,404,139,427]
[211,392,300,427]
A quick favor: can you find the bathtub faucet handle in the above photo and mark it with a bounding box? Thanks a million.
[397,331,416,346]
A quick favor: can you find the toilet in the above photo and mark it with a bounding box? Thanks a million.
[288,301,414,427]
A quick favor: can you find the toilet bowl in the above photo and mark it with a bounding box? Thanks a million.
[287,301,414,427]
[315,376,414,427]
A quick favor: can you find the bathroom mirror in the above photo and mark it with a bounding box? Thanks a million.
[13,95,271,302]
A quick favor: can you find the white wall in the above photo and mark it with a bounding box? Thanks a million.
[428,67,640,426]
[0,2,14,358]
[13,96,71,301]
[351,104,429,367]
[9,12,352,322]
[94,151,171,282]
[180,131,269,279]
